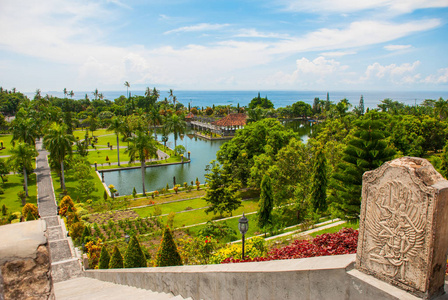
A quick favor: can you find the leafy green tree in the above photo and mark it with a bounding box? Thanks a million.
[164,114,186,148]
[330,111,396,220]
[154,227,182,267]
[44,123,75,190]
[440,142,448,178]
[0,160,9,183]
[147,106,162,139]
[257,175,274,235]
[126,131,157,196]
[109,245,124,269]
[248,93,274,109]
[10,115,39,146]
[204,161,241,217]
[291,101,312,119]
[9,142,38,198]
[108,116,124,166]
[310,146,328,213]
[98,246,111,269]
[124,236,147,268]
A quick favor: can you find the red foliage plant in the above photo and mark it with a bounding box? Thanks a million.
[222,228,358,264]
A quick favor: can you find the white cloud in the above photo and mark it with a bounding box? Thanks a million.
[164,23,230,34]
[234,29,290,39]
[320,51,357,57]
[362,61,421,83]
[270,19,440,54]
[281,0,448,14]
[384,44,412,51]
[422,68,448,84]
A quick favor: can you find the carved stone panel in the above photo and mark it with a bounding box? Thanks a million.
[356,157,448,299]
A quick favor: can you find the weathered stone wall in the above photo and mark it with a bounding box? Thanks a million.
[0,220,54,300]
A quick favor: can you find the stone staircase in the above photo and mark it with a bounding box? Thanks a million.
[42,215,83,283]
[54,277,192,300]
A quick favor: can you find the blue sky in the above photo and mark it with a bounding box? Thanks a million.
[0,0,447,93]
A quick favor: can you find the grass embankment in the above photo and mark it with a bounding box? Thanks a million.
[0,173,37,213]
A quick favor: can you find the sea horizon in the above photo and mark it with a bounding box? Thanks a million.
[24,90,448,109]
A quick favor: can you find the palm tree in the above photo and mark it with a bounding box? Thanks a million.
[93,89,99,100]
[147,106,162,140]
[44,123,75,190]
[69,90,74,98]
[164,114,186,148]
[126,131,157,195]
[63,88,68,98]
[9,142,38,199]
[124,81,130,98]
[11,117,39,146]
[108,116,124,166]
[145,87,151,98]
[434,98,448,120]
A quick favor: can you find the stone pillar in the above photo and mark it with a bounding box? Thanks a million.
[356,157,448,299]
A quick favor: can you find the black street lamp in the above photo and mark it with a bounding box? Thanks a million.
[124,234,130,243]
[238,213,249,260]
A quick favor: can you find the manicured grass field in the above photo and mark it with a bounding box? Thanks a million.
[51,167,105,203]
[0,173,37,214]
[309,221,359,237]
[134,197,208,217]
[0,134,15,156]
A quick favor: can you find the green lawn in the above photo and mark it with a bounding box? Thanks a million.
[0,134,15,156]
[309,221,359,237]
[134,198,208,217]
[52,167,105,203]
[0,173,37,214]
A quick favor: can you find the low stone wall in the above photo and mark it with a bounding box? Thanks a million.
[85,254,421,300]
[0,220,54,300]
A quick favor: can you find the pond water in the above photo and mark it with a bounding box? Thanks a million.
[103,120,314,195]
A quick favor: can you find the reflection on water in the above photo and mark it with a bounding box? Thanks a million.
[104,120,312,195]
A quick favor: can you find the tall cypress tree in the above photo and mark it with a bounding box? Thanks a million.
[257,174,274,234]
[359,95,365,116]
[124,236,147,268]
[155,227,182,267]
[98,246,110,269]
[330,111,395,220]
[109,245,124,269]
[310,146,327,213]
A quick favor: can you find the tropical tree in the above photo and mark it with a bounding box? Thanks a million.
[124,81,130,98]
[126,131,157,195]
[44,123,75,190]
[9,142,38,199]
[147,106,162,139]
[257,174,274,235]
[108,116,124,166]
[329,111,396,220]
[310,146,328,213]
[164,114,186,148]
[10,116,39,146]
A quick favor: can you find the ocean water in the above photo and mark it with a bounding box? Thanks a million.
[34,90,447,109]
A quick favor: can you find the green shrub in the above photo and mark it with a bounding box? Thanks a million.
[154,227,182,267]
[109,245,124,269]
[124,236,147,268]
[98,246,110,269]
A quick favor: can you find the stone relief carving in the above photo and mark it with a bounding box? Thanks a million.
[364,181,427,282]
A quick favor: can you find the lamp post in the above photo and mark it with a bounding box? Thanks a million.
[124,234,130,244]
[238,213,249,260]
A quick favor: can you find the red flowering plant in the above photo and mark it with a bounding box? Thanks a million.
[222,228,358,264]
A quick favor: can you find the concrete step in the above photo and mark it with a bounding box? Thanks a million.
[54,277,192,300]
[43,215,60,227]
[52,258,83,283]
[47,226,64,241]
[49,239,73,262]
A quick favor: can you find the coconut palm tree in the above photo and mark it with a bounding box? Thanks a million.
[44,123,75,190]
[69,90,74,98]
[11,117,39,146]
[126,131,157,195]
[124,81,130,98]
[108,116,124,166]
[93,89,99,100]
[9,142,38,199]
[164,114,186,148]
[63,88,68,98]
[147,106,162,140]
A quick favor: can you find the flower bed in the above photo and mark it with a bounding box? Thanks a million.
[222,228,358,264]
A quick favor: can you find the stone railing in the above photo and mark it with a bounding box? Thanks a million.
[84,254,420,300]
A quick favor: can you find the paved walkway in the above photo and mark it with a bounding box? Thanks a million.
[35,139,83,282]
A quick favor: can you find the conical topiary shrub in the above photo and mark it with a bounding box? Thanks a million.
[98,246,110,269]
[154,227,182,267]
[124,236,147,268]
[109,245,124,269]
